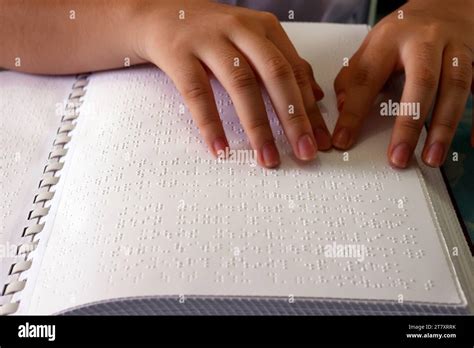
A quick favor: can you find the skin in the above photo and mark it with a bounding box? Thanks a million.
[1,0,473,169]
[333,0,474,169]
[0,0,332,169]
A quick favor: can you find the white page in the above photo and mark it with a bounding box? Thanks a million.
[22,23,463,314]
[0,72,73,305]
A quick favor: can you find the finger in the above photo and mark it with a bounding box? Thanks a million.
[334,66,349,113]
[295,57,325,101]
[310,73,325,101]
[165,56,229,157]
[333,42,368,113]
[332,36,397,150]
[388,41,443,168]
[299,59,331,149]
[196,41,280,168]
[423,45,473,167]
[266,24,331,149]
[247,10,325,102]
[230,28,318,161]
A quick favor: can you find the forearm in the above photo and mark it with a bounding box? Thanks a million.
[0,0,145,74]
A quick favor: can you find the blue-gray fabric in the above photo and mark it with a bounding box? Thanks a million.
[61,296,469,315]
[218,0,370,23]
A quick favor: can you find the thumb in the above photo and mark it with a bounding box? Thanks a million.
[334,66,349,112]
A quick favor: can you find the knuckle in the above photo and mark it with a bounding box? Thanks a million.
[399,120,423,135]
[302,59,315,76]
[292,61,311,87]
[246,118,270,134]
[415,42,438,62]
[266,55,292,80]
[351,65,374,87]
[287,111,307,126]
[229,68,258,91]
[181,82,210,101]
[456,51,473,65]
[167,36,190,55]
[413,66,438,89]
[446,59,472,91]
[423,24,442,41]
[446,73,471,91]
[434,118,457,132]
[372,21,397,39]
[222,13,243,27]
[260,11,279,26]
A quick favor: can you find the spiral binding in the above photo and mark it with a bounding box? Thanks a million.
[0,74,90,315]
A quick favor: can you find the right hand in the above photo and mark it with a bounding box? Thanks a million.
[133,0,331,168]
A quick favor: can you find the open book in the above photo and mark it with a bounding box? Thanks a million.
[1,23,473,315]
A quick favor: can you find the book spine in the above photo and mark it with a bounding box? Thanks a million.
[0,74,90,315]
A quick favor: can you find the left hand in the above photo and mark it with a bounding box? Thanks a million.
[332,0,474,168]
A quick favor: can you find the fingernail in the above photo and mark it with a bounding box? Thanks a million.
[213,137,228,158]
[390,143,411,168]
[297,134,317,160]
[337,93,345,112]
[261,142,280,168]
[332,127,351,149]
[425,142,445,167]
[314,127,332,151]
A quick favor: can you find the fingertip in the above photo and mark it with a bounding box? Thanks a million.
[314,127,332,151]
[297,134,318,161]
[212,137,229,158]
[332,127,352,150]
[389,161,408,170]
[422,159,441,168]
[389,142,411,169]
[260,141,281,168]
[423,142,445,168]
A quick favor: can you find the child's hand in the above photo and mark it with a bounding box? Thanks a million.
[135,1,331,167]
[332,0,474,168]
[1,0,330,168]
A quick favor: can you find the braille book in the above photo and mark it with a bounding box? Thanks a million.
[0,23,472,315]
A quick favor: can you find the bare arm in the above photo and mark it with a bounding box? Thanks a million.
[0,0,145,74]
[0,0,331,168]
